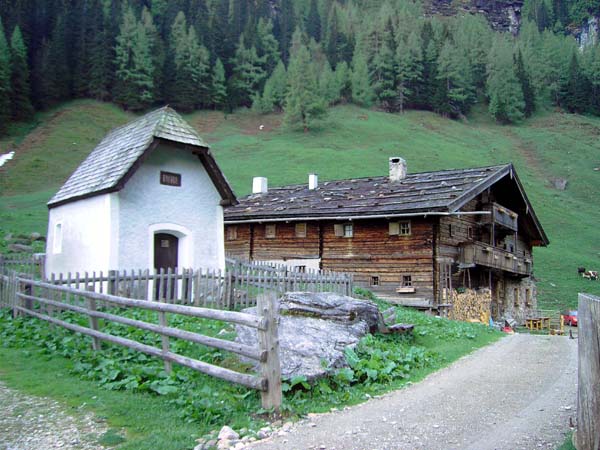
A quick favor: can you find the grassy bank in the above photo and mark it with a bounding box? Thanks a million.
[0,296,501,449]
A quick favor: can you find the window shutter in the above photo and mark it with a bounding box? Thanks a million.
[389,222,400,236]
[334,224,344,237]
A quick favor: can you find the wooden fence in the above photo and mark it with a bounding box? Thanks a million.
[575,293,600,450]
[40,259,353,310]
[0,253,44,279]
[0,273,282,411]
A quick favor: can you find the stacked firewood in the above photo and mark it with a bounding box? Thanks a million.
[448,288,492,323]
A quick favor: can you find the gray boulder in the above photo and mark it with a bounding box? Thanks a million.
[8,243,33,253]
[235,292,382,380]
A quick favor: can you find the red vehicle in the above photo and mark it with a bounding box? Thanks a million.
[562,310,578,327]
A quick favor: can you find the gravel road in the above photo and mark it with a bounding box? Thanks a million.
[251,334,577,450]
[0,381,108,450]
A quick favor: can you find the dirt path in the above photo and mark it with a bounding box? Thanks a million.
[0,381,108,450]
[251,334,577,450]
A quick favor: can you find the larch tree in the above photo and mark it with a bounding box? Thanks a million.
[486,37,525,123]
[114,6,155,111]
[254,59,287,113]
[351,48,373,107]
[9,25,34,121]
[370,18,397,111]
[211,58,228,110]
[284,33,326,131]
[395,31,423,113]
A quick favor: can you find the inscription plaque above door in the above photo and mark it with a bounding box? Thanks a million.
[160,171,181,187]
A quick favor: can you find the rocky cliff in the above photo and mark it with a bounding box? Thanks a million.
[423,0,524,33]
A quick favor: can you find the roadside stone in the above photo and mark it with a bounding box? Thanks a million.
[30,232,42,241]
[218,426,239,441]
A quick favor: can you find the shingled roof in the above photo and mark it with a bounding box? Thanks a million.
[48,106,236,208]
[224,163,548,245]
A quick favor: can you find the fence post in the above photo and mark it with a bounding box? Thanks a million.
[86,288,102,351]
[575,293,600,450]
[257,292,282,413]
[108,270,117,295]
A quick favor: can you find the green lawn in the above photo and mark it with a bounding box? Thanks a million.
[1,100,599,310]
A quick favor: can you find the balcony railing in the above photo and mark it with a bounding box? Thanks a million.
[483,203,518,232]
[460,242,531,276]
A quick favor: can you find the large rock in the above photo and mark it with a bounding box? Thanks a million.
[280,292,383,332]
[235,292,382,380]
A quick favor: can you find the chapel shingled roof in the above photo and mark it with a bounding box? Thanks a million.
[48,106,236,207]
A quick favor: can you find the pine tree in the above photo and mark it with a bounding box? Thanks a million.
[559,51,591,113]
[141,6,165,104]
[9,26,34,121]
[88,0,114,101]
[284,35,327,131]
[0,18,11,133]
[486,37,525,123]
[211,58,227,110]
[306,0,321,42]
[325,4,349,69]
[230,35,266,107]
[275,0,295,64]
[514,49,536,117]
[351,48,373,107]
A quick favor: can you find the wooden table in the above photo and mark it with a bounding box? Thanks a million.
[525,317,551,331]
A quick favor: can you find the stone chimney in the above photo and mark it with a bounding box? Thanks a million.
[389,157,407,182]
[309,173,318,190]
[252,176,268,194]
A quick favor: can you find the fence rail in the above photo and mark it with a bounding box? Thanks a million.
[575,293,600,450]
[0,273,282,410]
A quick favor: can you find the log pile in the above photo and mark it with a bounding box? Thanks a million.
[448,288,492,323]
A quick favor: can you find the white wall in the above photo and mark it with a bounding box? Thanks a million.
[117,143,225,271]
[45,193,116,277]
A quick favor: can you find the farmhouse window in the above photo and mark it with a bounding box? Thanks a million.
[296,265,306,273]
[265,224,276,239]
[448,224,454,237]
[334,223,353,237]
[226,226,237,241]
[467,226,474,240]
[525,289,532,306]
[343,223,353,238]
[402,275,412,287]
[295,222,307,238]
[53,222,63,254]
[399,221,411,235]
[513,288,519,306]
[370,276,380,286]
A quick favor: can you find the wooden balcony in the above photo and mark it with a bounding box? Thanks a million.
[482,203,518,232]
[460,242,531,276]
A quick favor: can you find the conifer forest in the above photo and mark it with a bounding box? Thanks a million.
[1,0,600,133]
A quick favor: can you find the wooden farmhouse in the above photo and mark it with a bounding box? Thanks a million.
[224,158,549,322]
[45,107,236,277]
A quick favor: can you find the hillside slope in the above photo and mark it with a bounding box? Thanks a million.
[1,100,599,309]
